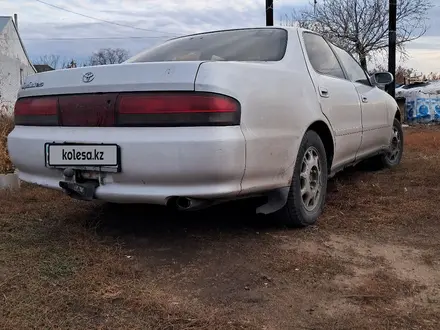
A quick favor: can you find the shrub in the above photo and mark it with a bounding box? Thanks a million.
[0,107,15,174]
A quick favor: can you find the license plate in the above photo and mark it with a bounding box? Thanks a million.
[45,143,119,168]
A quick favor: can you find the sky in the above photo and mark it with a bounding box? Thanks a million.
[1,0,440,73]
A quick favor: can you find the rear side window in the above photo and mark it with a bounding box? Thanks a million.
[303,32,345,80]
[332,45,371,85]
[125,28,288,63]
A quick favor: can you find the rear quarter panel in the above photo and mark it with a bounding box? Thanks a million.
[195,29,329,194]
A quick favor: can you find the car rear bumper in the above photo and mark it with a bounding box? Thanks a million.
[8,126,246,204]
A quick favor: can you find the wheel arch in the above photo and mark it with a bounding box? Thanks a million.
[255,119,334,217]
[306,120,334,171]
[395,108,402,123]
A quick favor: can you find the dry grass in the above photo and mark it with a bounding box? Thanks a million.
[0,110,14,174]
[1,125,440,329]
[0,186,255,329]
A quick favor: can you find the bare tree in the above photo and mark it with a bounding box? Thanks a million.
[88,48,130,66]
[34,55,85,70]
[61,59,81,69]
[281,0,434,71]
[34,54,61,69]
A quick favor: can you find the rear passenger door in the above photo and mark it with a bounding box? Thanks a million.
[301,32,363,169]
[331,45,390,157]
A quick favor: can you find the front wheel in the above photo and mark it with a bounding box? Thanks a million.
[371,118,404,169]
[273,130,328,228]
[383,118,404,167]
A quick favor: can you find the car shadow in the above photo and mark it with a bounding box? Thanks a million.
[85,197,275,237]
[75,197,284,265]
[77,160,377,247]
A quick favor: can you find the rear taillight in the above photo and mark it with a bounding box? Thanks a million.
[59,94,117,127]
[116,92,241,126]
[13,92,241,127]
[14,97,58,126]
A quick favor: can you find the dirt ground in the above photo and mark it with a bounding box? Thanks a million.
[1,126,439,330]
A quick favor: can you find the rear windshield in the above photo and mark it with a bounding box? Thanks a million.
[125,28,288,63]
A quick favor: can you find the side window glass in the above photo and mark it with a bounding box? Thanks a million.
[303,32,345,80]
[332,45,371,86]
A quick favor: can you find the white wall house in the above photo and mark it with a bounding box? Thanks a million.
[0,15,36,115]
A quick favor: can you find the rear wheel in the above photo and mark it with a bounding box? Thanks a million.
[274,130,328,228]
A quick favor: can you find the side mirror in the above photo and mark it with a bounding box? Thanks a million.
[370,72,394,87]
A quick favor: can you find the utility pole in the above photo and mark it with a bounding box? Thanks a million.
[388,0,397,98]
[266,0,273,26]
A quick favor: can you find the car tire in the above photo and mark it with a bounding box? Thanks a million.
[273,130,328,228]
[371,118,404,169]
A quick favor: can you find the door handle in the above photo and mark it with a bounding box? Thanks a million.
[319,87,329,98]
[361,96,368,103]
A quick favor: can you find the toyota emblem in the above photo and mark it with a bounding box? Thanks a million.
[82,72,95,83]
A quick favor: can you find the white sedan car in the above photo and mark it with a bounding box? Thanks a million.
[7,27,403,227]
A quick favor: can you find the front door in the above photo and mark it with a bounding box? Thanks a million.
[300,32,363,169]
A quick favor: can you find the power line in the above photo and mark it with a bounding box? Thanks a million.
[34,0,178,35]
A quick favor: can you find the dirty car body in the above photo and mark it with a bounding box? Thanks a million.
[7,27,403,227]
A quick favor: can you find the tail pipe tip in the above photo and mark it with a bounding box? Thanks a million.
[170,196,211,211]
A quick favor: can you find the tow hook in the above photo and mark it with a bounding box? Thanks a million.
[63,167,75,179]
[59,167,99,201]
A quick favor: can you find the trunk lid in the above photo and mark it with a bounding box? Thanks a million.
[18,61,204,98]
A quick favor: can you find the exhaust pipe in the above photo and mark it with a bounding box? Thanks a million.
[172,197,211,211]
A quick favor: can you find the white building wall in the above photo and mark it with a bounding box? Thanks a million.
[0,19,36,115]
[0,54,21,114]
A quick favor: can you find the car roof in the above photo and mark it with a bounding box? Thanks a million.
[167,26,304,42]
